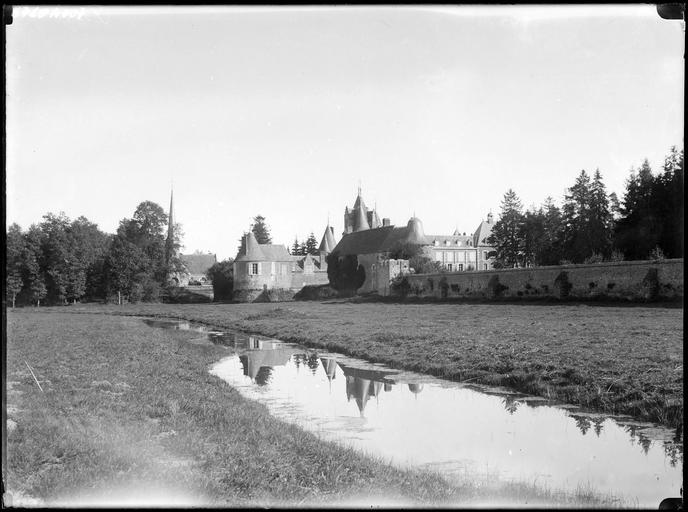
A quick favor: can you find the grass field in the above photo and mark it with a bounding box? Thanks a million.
[43,300,683,428]
[5,310,627,507]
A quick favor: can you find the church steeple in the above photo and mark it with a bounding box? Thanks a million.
[165,187,176,267]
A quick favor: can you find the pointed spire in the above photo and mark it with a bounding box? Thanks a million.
[319,220,337,254]
[354,202,370,231]
[167,187,175,242]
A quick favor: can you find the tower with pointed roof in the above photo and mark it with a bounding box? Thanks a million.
[343,187,382,235]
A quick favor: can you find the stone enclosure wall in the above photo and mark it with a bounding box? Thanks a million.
[391,259,683,301]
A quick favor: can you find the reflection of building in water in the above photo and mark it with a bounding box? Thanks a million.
[238,342,300,384]
[320,357,338,392]
[407,383,424,395]
[339,363,396,417]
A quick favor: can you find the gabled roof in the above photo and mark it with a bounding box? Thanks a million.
[180,253,217,274]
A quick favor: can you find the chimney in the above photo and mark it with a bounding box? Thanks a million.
[487,212,494,224]
[382,218,391,227]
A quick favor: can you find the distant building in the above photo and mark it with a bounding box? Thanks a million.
[330,190,496,294]
[343,187,385,235]
[233,231,293,302]
[233,222,336,301]
[164,189,217,286]
[180,252,217,285]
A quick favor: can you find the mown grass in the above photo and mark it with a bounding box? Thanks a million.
[36,300,684,429]
[5,310,625,507]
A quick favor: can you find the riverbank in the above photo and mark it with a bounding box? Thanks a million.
[33,300,683,429]
[5,310,623,507]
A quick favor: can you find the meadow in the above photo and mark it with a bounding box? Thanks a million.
[46,300,683,428]
[5,308,633,507]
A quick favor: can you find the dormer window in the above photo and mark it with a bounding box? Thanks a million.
[433,240,439,246]
[444,240,450,246]
[456,240,461,245]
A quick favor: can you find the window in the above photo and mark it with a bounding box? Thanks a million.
[458,264,464,271]
[249,263,259,275]
[434,251,443,262]
[444,240,450,246]
[447,263,453,271]
[271,262,276,275]
[484,263,488,270]
[433,240,439,246]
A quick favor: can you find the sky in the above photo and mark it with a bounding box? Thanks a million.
[5,5,685,260]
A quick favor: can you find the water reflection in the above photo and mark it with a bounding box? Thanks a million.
[143,318,683,507]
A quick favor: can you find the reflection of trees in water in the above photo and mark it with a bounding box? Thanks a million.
[307,353,320,375]
[255,366,273,386]
[592,417,605,437]
[571,415,592,435]
[292,353,306,370]
[501,396,520,415]
[638,436,652,455]
[663,441,682,467]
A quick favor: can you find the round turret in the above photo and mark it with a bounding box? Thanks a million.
[405,217,428,245]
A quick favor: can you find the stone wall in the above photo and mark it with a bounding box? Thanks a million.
[290,271,330,290]
[390,259,683,301]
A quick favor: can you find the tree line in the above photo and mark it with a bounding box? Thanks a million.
[487,146,683,268]
[6,201,185,307]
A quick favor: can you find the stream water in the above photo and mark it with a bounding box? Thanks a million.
[143,318,683,506]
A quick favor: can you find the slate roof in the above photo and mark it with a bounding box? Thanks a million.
[235,231,292,262]
[332,217,429,255]
[473,219,495,247]
[180,253,217,275]
[318,225,337,254]
[426,235,474,247]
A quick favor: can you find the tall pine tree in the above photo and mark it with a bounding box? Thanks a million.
[486,189,526,268]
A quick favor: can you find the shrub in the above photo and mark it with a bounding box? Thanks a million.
[641,268,660,300]
[649,246,665,261]
[486,275,508,299]
[390,276,411,298]
[553,271,572,299]
[439,277,449,299]
[584,252,605,264]
[293,284,339,301]
[327,252,366,293]
[206,260,234,301]
[608,250,625,262]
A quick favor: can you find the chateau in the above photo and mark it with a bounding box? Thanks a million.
[168,186,496,301]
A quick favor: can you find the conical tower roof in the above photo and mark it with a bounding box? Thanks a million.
[354,202,370,232]
[236,231,265,261]
[318,223,337,254]
[404,217,428,245]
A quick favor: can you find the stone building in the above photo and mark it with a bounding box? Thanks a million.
[233,231,293,302]
[233,222,336,301]
[329,190,496,294]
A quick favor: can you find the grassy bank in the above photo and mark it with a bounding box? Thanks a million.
[37,300,683,429]
[5,310,623,507]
